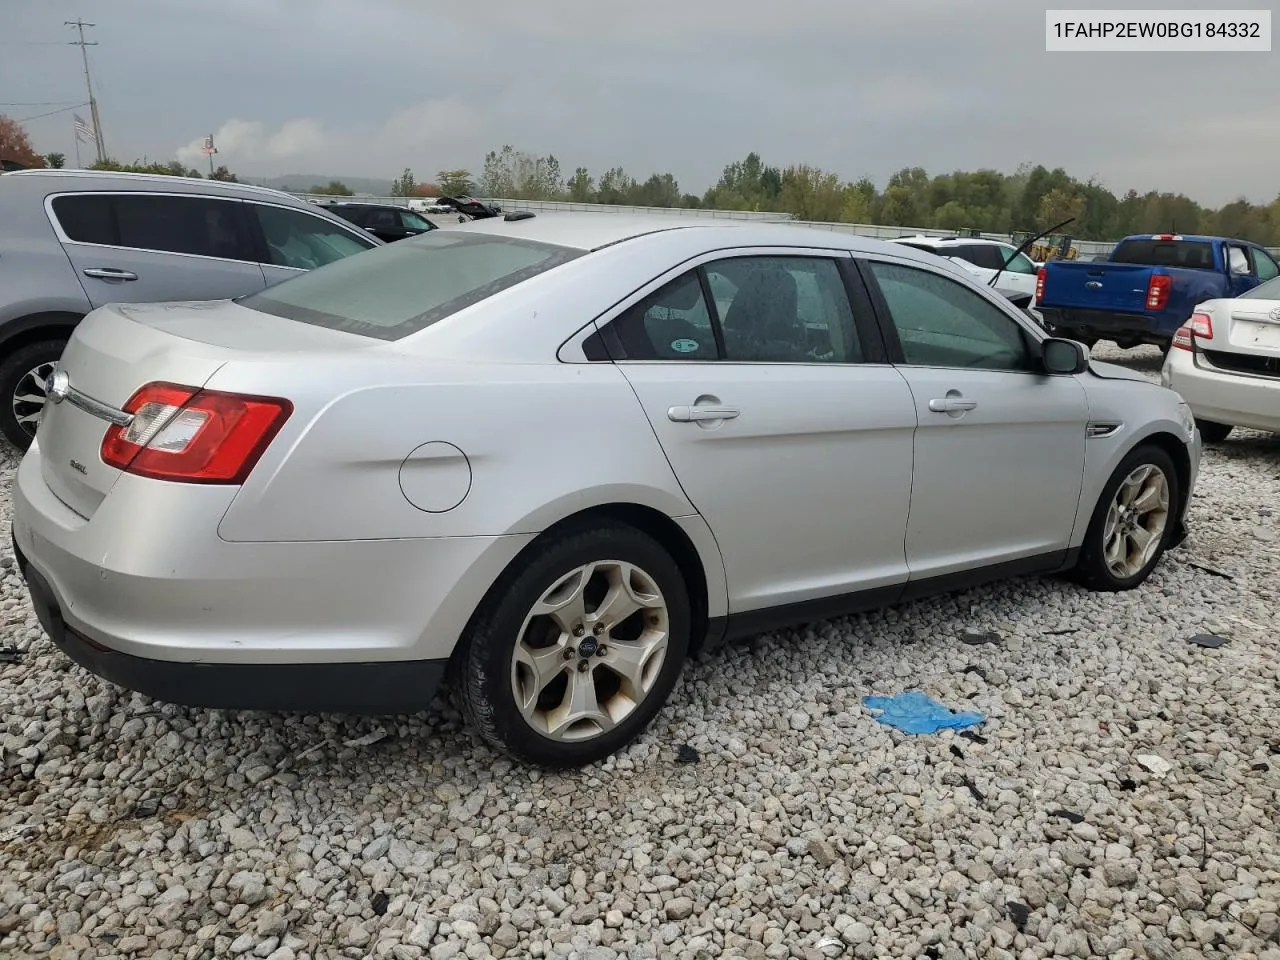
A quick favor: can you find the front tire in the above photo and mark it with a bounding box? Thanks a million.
[1071,444,1181,591]
[458,521,691,768]
[0,339,67,451]
[1195,419,1233,444]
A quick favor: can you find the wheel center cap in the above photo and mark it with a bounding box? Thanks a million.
[577,637,599,658]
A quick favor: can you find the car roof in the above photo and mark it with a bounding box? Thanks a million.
[451,212,947,258]
[0,168,308,205]
[890,235,1010,247]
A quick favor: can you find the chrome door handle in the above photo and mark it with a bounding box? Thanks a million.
[928,397,978,413]
[83,268,138,281]
[667,405,740,423]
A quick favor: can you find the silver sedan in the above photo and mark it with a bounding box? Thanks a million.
[12,214,1200,767]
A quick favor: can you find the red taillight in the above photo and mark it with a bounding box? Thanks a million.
[100,381,292,484]
[1035,267,1046,302]
[1146,274,1171,310]
[1171,310,1214,352]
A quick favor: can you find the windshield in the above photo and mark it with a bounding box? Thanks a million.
[1241,276,1280,300]
[239,231,582,341]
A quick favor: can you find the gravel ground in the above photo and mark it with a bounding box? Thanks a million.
[3,344,1280,960]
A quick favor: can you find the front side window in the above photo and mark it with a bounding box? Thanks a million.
[865,260,1033,371]
[252,204,376,270]
[240,231,581,341]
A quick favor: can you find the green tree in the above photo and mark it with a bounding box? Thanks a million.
[44,152,66,169]
[437,169,475,196]
[1036,187,1086,229]
[481,146,562,199]
[567,166,595,202]
[209,165,237,182]
[777,165,844,222]
[310,180,353,196]
[390,168,416,197]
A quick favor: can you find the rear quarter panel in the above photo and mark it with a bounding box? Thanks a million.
[0,182,92,327]
[212,357,700,543]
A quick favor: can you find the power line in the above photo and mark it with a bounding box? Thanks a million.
[1,101,83,107]
[65,20,106,163]
[18,104,89,124]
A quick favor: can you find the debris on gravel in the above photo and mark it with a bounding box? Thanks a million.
[4,344,1280,959]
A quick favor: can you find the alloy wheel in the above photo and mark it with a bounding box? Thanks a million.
[12,361,57,439]
[510,560,670,742]
[1102,463,1170,579]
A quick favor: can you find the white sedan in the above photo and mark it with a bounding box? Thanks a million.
[1162,275,1280,443]
[13,214,1199,768]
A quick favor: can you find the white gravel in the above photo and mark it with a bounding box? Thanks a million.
[4,344,1280,960]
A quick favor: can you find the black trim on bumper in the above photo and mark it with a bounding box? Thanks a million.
[13,536,447,715]
[1039,307,1174,347]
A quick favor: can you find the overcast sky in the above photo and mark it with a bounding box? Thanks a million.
[5,0,1276,207]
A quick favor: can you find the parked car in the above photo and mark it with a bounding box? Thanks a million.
[12,214,1200,768]
[1161,275,1280,443]
[1036,233,1280,352]
[0,169,382,449]
[887,236,1042,315]
[323,201,439,243]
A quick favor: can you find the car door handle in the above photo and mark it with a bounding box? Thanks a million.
[667,405,740,423]
[82,268,138,281]
[928,397,978,413]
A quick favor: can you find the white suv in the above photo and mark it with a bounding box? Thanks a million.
[888,236,1042,318]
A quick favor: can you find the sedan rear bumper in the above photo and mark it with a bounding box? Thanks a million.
[1162,346,1280,434]
[15,536,447,714]
[11,441,536,712]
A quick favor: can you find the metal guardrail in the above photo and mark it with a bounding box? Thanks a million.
[289,192,1279,258]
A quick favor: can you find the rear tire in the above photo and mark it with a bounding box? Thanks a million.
[0,339,68,451]
[1195,419,1233,444]
[1071,444,1180,592]
[458,520,691,768]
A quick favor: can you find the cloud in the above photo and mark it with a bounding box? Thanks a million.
[172,99,488,177]
[8,0,1278,208]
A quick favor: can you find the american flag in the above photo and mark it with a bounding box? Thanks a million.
[73,114,95,144]
[201,135,217,157]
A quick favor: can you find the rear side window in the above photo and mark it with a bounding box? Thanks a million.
[51,194,116,245]
[1241,276,1280,300]
[239,231,581,341]
[52,193,256,262]
[1110,239,1217,270]
[115,195,255,261]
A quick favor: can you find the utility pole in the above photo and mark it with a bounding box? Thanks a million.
[66,20,106,164]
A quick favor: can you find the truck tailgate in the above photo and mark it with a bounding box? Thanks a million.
[1041,262,1154,314]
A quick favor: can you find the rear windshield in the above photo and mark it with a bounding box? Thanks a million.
[1110,239,1217,270]
[1241,276,1280,300]
[239,231,581,340]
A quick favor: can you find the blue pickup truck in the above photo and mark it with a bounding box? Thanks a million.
[1035,233,1280,351]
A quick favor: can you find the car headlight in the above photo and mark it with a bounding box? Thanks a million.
[1177,401,1195,441]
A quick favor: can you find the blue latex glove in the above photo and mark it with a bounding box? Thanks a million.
[863,690,984,735]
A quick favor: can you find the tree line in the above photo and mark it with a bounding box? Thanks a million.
[465,145,1280,247]
[4,113,1276,245]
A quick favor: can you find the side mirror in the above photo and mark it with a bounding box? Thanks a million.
[1041,337,1089,375]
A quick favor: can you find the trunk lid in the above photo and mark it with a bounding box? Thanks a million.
[1040,262,1154,314]
[1222,298,1280,353]
[36,299,374,519]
